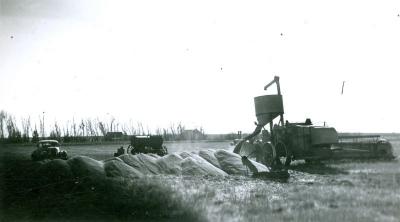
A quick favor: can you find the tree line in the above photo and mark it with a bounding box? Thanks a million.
[0,110,207,144]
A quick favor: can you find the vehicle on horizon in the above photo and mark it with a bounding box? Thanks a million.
[128,135,168,156]
[114,135,168,157]
[31,140,68,161]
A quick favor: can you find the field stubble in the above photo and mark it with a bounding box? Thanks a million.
[0,139,399,222]
[160,139,400,222]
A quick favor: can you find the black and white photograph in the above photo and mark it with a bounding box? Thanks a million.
[1,0,400,221]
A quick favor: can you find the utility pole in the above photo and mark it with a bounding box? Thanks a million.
[341,81,345,95]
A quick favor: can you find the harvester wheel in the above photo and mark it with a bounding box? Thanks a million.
[274,141,292,167]
[260,142,276,168]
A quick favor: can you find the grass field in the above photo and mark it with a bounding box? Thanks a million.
[0,138,399,222]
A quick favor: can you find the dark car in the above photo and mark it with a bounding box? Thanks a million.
[31,140,68,161]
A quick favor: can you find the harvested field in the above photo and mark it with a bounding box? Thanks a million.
[1,139,399,222]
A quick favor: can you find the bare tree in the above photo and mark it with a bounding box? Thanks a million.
[120,123,129,135]
[6,115,15,138]
[49,121,62,140]
[21,116,31,142]
[145,125,151,135]
[0,110,200,143]
[199,126,206,137]
[92,119,100,137]
[72,118,77,137]
[169,123,177,140]
[32,125,39,143]
[97,121,107,137]
[155,127,162,136]
[163,128,171,140]
[63,121,69,136]
[79,119,85,137]
[6,115,21,142]
[198,126,206,140]
[0,110,7,139]
[85,119,97,138]
[39,115,44,138]
[55,122,61,138]
[177,122,185,135]
[137,122,144,135]
[109,117,115,132]
[127,119,137,135]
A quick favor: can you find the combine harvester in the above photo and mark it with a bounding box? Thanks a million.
[234,76,394,169]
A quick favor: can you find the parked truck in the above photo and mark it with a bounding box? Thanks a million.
[114,135,168,157]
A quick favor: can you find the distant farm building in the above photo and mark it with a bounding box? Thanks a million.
[105,132,124,141]
[180,129,205,140]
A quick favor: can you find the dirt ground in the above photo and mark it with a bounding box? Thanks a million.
[1,138,399,222]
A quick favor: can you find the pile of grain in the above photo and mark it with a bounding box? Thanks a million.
[38,149,268,180]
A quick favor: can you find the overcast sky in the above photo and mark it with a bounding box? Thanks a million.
[1,0,400,134]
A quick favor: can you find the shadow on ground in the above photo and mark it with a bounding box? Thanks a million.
[288,162,348,175]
